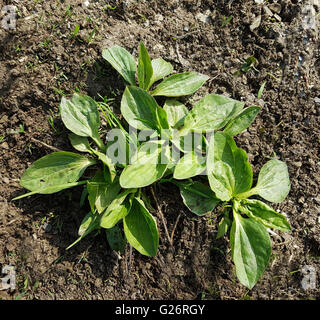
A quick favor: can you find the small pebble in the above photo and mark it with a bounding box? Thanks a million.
[195,11,211,24]
[1,142,9,150]
[269,3,282,14]
[250,15,261,31]
[263,6,273,16]
[292,161,302,167]
[2,177,9,184]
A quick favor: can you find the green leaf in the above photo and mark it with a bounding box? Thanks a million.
[91,149,117,181]
[100,189,136,229]
[149,58,173,89]
[178,181,220,216]
[241,56,257,73]
[12,180,88,200]
[120,140,170,188]
[208,161,235,202]
[216,212,232,239]
[230,210,271,289]
[238,199,291,232]
[101,200,131,229]
[121,86,159,130]
[60,93,103,149]
[163,99,188,128]
[172,130,205,154]
[68,133,92,153]
[257,81,266,99]
[106,128,132,165]
[106,225,127,252]
[137,41,153,90]
[173,151,206,180]
[181,94,244,134]
[67,211,99,250]
[156,106,170,131]
[150,72,209,97]
[253,159,291,203]
[123,198,159,257]
[87,172,121,213]
[79,186,88,207]
[207,132,252,201]
[223,106,260,136]
[102,45,137,85]
[20,152,96,192]
[78,211,96,236]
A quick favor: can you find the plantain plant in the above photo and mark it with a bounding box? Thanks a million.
[13,42,291,289]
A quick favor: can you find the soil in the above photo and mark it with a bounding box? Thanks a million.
[0,0,320,300]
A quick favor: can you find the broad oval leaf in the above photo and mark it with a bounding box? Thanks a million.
[163,99,188,128]
[121,86,159,130]
[68,133,92,153]
[120,141,170,188]
[20,152,96,192]
[181,94,244,134]
[207,132,252,201]
[230,210,271,289]
[238,199,291,232]
[173,151,206,180]
[150,72,209,97]
[100,189,136,229]
[12,181,88,200]
[223,106,260,137]
[208,160,235,202]
[60,93,100,141]
[254,159,291,203]
[123,198,159,257]
[148,58,173,89]
[137,41,153,90]
[102,45,137,85]
[178,181,220,216]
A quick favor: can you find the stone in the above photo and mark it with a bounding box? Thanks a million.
[269,3,282,14]
[1,142,9,150]
[263,6,273,17]
[195,10,211,24]
[250,15,261,31]
[2,177,9,184]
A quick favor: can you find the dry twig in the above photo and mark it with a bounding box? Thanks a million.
[151,186,172,246]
